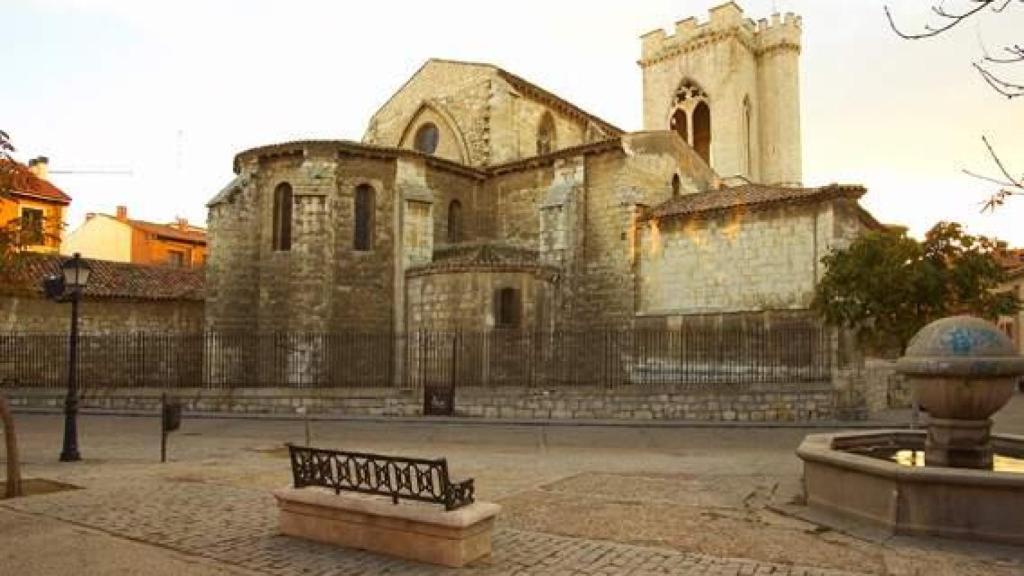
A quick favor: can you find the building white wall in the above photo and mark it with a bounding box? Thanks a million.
[62,215,132,262]
[637,202,833,315]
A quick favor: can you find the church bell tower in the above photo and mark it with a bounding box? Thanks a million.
[639,2,803,187]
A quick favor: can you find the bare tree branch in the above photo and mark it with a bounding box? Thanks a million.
[886,1,1024,98]
[968,136,1024,211]
[884,1,1011,40]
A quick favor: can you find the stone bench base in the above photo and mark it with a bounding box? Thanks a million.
[272,487,501,567]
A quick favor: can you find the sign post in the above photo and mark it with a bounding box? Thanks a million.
[160,393,182,463]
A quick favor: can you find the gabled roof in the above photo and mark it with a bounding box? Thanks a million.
[374,58,624,137]
[644,183,868,221]
[82,212,207,245]
[0,159,71,204]
[2,253,204,301]
[127,218,206,245]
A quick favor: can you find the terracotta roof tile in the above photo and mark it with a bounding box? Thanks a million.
[3,254,204,301]
[994,248,1024,271]
[0,160,71,204]
[127,219,206,245]
[407,243,557,277]
[645,183,867,220]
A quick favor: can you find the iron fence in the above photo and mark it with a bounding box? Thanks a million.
[0,325,832,389]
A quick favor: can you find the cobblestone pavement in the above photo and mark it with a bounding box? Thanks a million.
[1,479,861,576]
[6,410,1024,575]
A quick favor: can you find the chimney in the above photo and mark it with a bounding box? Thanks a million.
[27,156,49,181]
[175,217,188,230]
[116,205,128,221]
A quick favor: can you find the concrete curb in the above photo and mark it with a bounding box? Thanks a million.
[12,406,916,430]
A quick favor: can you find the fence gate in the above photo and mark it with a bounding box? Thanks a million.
[423,333,458,416]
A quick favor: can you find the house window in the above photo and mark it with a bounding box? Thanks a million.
[354,184,375,251]
[272,183,293,251]
[166,250,186,268]
[414,123,439,155]
[20,207,44,245]
[536,112,556,155]
[495,287,522,328]
[447,199,463,243]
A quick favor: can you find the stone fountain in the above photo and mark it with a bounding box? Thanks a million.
[797,316,1024,545]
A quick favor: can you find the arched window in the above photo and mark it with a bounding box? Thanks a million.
[693,101,711,164]
[414,123,439,155]
[354,184,375,251]
[272,182,293,251]
[495,287,521,328]
[671,174,681,197]
[447,199,463,243]
[743,96,753,174]
[536,112,556,155]
[670,109,688,146]
[670,78,711,164]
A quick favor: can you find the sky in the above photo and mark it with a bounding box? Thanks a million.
[5,0,1023,245]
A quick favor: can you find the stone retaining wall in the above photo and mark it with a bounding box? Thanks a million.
[5,381,837,421]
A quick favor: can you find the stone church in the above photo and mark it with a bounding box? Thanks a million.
[205,2,882,335]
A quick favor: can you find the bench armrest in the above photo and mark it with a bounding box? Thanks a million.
[444,478,475,511]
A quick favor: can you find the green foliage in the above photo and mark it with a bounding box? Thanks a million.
[0,130,32,280]
[813,222,1020,353]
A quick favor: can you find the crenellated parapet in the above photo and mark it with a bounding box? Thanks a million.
[640,2,801,68]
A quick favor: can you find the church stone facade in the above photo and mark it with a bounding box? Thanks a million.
[205,2,881,336]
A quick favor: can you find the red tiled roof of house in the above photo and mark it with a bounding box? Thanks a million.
[644,183,868,221]
[0,159,71,204]
[994,248,1024,271]
[3,253,204,301]
[127,219,207,245]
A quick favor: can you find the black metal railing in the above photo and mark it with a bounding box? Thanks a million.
[0,325,832,389]
[287,444,475,511]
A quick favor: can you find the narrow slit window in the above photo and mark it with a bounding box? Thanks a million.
[536,112,556,155]
[447,199,463,243]
[272,183,293,251]
[354,184,375,251]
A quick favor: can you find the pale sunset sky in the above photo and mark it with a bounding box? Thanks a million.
[5,0,1023,245]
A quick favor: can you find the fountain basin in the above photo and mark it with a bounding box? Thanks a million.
[798,430,1024,545]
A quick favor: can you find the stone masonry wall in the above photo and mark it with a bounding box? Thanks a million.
[638,202,829,315]
[331,155,398,331]
[6,382,836,421]
[364,60,494,166]
[206,163,261,333]
[0,295,203,334]
[405,271,554,331]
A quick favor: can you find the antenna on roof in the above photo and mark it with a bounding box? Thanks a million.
[50,169,134,176]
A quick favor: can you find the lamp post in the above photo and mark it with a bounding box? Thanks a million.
[58,253,91,462]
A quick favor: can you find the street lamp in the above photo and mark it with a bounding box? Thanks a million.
[58,253,91,462]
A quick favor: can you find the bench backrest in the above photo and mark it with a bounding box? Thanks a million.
[287,444,475,511]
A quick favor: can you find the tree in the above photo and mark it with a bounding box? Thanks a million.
[0,394,22,499]
[885,1,1023,210]
[812,222,1020,353]
[0,131,57,281]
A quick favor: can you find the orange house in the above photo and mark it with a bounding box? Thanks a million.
[0,156,70,254]
[64,206,207,268]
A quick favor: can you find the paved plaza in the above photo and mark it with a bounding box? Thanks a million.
[2,398,1024,575]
